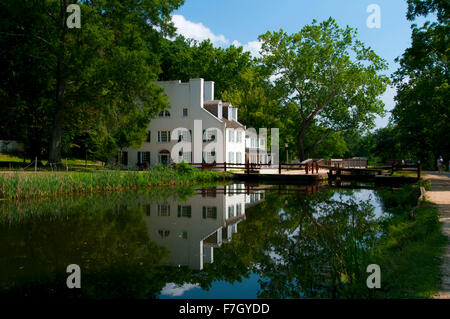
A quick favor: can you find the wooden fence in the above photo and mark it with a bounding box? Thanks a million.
[174,161,322,175]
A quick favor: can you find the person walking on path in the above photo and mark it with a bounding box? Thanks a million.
[437,156,444,173]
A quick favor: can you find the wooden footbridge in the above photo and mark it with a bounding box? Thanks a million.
[176,158,421,184]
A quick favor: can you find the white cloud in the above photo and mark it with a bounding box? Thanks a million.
[172,15,261,57]
[171,14,229,46]
[160,283,199,297]
[233,40,262,58]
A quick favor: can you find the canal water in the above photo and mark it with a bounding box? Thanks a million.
[0,182,390,298]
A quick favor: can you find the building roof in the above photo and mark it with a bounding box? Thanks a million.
[204,100,221,106]
[203,100,221,117]
[223,118,245,129]
[203,100,244,129]
[245,130,258,137]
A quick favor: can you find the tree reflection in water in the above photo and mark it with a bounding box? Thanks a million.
[0,184,383,298]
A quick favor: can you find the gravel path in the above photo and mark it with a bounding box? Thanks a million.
[423,172,450,299]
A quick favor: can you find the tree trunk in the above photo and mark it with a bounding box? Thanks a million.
[49,108,64,164]
[297,123,309,161]
[48,1,67,165]
[49,66,65,164]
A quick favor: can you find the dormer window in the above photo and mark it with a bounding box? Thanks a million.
[158,110,170,118]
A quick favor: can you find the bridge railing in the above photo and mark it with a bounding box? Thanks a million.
[173,161,323,175]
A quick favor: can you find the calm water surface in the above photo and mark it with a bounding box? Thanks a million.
[0,182,389,298]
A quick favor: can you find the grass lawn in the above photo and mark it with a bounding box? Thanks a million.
[392,170,420,177]
[0,153,104,170]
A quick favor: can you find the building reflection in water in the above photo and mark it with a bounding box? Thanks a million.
[140,184,266,270]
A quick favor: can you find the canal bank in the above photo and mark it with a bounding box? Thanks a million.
[423,172,450,299]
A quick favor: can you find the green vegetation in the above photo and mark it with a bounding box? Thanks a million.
[0,194,170,298]
[0,166,231,200]
[0,182,445,298]
[153,184,446,299]
[258,18,389,160]
[371,185,447,298]
[345,0,449,168]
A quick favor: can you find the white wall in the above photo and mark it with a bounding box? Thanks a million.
[124,78,246,167]
[141,189,248,270]
[226,128,246,165]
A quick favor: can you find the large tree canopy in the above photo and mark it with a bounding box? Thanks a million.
[392,0,449,168]
[258,18,390,160]
[0,0,184,163]
[159,36,253,99]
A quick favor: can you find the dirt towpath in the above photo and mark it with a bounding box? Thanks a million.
[423,172,450,299]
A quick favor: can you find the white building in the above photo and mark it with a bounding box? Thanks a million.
[122,78,246,168]
[245,129,271,164]
[139,184,265,270]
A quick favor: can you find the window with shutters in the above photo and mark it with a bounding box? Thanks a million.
[158,230,170,238]
[143,152,150,164]
[158,110,170,118]
[228,130,235,143]
[177,205,192,218]
[227,205,234,219]
[158,131,170,143]
[202,206,217,219]
[178,129,191,142]
[157,204,170,216]
[236,203,242,216]
[236,131,242,143]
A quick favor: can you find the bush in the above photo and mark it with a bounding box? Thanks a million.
[176,162,195,174]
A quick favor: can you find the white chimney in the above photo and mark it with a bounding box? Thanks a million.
[204,81,214,101]
[190,78,204,108]
[217,101,222,119]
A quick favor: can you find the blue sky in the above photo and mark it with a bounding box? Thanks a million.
[171,0,425,129]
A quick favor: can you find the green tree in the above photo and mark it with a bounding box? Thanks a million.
[0,0,183,163]
[258,18,390,160]
[159,36,253,99]
[392,0,449,169]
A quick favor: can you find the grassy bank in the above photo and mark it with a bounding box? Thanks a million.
[372,184,447,298]
[0,166,231,200]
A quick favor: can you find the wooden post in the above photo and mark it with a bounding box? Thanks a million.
[35,157,37,172]
[305,162,309,174]
[224,161,227,171]
[278,161,281,174]
[246,159,249,175]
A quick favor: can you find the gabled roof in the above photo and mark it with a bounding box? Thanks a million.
[204,100,221,117]
[223,118,245,129]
